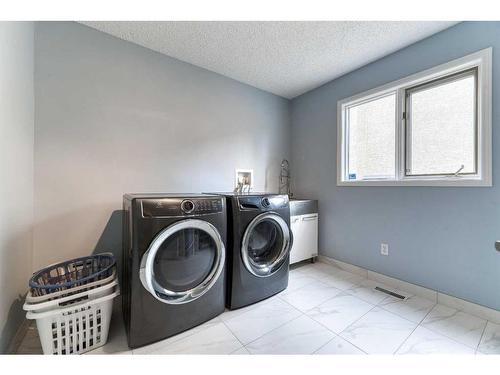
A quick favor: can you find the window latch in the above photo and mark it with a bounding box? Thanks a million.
[453,164,465,177]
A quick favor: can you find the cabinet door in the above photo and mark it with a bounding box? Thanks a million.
[300,214,318,258]
[289,216,303,264]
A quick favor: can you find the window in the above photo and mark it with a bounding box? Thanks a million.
[405,69,477,177]
[337,48,492,187]
[347,93,396,180]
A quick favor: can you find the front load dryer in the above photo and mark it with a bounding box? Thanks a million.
[122,194,226,348]
[209,193,292,309]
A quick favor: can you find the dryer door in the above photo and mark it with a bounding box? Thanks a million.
[140,219,225,304]
[241,212,291,277]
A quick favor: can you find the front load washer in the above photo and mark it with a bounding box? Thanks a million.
[122,193,226,348]
[209,193,292,309]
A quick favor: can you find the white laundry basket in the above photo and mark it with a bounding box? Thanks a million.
[26,285,119,355]
[25,270,117,305]
[24,279,118,314]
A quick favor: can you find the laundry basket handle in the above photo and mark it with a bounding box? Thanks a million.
[26,287,120,320]
[23,279,118,311]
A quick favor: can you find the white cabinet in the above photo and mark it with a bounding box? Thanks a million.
[289,213,318,264]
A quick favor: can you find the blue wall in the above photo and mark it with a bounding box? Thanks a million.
[291,22,500,310]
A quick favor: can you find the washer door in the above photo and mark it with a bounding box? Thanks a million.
[140,219,225,304]
[241,212,291,277]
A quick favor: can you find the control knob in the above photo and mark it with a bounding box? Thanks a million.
[261,197,271,208]
[181,200,195,213]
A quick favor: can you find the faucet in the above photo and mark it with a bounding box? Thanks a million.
[279,159,292,197]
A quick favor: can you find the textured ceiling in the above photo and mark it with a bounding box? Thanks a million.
[81,21,457,99]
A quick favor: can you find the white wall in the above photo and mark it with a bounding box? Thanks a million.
[0,22,34,352]
[34,22,290,270]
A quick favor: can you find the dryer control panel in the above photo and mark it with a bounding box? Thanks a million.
[238,195,289,211]
[141,197,224,217]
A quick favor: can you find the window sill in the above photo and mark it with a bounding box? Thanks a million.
[337,177,492,187]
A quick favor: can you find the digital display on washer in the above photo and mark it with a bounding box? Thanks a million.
[142,198,223,217]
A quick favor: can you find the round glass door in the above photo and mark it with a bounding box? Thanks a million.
[140,219,225,304]
[241,212,291,277]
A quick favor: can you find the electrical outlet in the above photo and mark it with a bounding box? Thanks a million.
[380,243,389,256]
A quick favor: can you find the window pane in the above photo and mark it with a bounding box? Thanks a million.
[347,93,396,180]
[407,72,476,175]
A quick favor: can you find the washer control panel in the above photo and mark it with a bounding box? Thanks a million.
[180,200,195,213]
[193,199,223,213]
[142,197,224,217]
[238,195,289,211]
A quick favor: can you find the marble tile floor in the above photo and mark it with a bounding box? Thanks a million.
[15,261,500,355]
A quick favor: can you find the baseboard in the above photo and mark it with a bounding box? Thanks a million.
[318,255,500,324]
[318,256,369,278]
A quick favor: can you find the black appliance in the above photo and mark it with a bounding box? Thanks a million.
[122,193,226,348]
[208,192,292,309]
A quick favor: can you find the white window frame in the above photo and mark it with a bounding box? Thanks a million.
[337,47,492,187]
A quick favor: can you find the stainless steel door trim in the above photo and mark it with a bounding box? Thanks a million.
[139,219,225,305]
[241,212,291,277]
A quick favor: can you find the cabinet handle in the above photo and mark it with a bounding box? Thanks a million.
[302,215,317,221]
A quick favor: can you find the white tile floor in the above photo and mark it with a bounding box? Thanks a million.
[17,261,500,355]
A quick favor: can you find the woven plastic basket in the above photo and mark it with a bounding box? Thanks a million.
[26,270,116,305]
[26,284,120,355]
[29,253,116,297]
[24,279,118,313]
